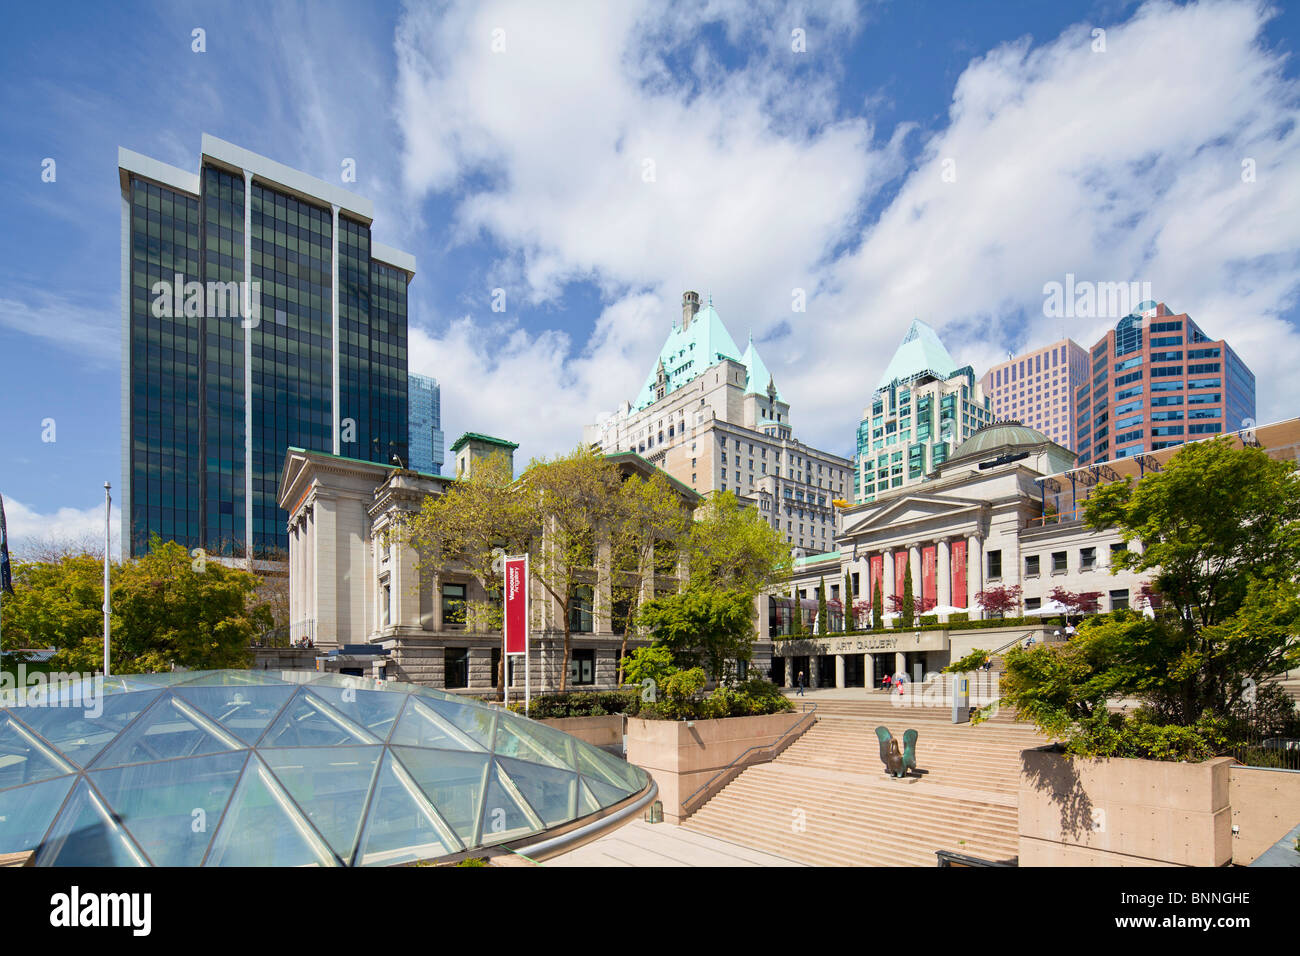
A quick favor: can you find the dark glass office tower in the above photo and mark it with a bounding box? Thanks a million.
[119,136,413,561]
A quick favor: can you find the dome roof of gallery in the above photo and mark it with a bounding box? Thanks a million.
[0,670,648,866]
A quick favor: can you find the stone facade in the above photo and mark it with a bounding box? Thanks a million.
[278,446,700,695]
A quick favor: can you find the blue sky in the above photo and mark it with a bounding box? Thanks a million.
[2,0,1299,554]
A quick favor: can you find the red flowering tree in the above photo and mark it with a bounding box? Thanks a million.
[975,584,1022,619]
[1048,586,1102,622]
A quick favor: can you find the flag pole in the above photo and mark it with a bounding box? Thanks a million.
[103,482,111,677]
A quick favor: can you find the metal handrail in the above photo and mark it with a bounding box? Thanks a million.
[680,702,819,816]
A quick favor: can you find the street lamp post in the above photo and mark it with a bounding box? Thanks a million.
[103,482,111,677]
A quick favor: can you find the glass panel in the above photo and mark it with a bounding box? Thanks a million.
[90,694,241,768]
[260,746,381,865]
[173,685,297,744]
[388,697,485,752]
[497,755,577,827]
[390,746,490,847]
[581,774,631,809]
[577,777,600,816]
[355,750,458,866]
[0,775,75,855]
[299,684,405,743]
[204,756,338,867]
[498,713,577,770]
[9,689,162,768]
[479,762,542,843]
[492,713,571,769]
[427,697,497,749]
[573,739,642,794]
[35,778,149,866]
[172,670,289,686]
[259,688,380,747]
[89,751,247,866]
[0,715,76,790]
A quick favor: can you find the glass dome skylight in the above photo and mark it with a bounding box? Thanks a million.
[0,670,649,866]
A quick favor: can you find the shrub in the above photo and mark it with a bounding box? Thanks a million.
[524,691,640,719]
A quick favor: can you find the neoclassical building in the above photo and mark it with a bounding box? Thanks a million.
[767,416,1300,690]
[278,436,712,693]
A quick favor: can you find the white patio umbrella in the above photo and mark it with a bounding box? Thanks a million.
[929,604,968,617]
[1026,598,1070,617]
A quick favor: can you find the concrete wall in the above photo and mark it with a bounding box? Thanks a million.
[625,712,809,824]
[540,715,625,751]
[1018,748,1233,867]
[1228,765,1300,865]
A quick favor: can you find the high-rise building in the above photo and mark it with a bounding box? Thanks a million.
[854,319,992,503]
[584,291,853,555]
[981,339,1090,451]
[1074,302,1256,465]
[119,135,414,561]
[408,373,445,474]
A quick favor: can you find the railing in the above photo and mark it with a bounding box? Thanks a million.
[1025,507,1086,528]
[252,620,316,648]
[679,702,819,818]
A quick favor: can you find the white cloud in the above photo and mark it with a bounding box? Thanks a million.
[3,497,121,561]
[396,0,1300,461]
[0,291,117,365]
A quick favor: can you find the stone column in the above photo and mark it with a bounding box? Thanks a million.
[908,543,922,610]
[938,538,952,611]
[968,535,984,621]
[894,651,906,679]
[835,654,845,689]
[863,653,874,691]
[784,655,793,687]
[809,654,821,689]
[882,549,895,609]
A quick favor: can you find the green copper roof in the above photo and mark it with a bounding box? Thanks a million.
[742,333,784,403]
[635,300,788,410]
[635,303,744,410]
[450,432,519,453]
[876,319,960,392]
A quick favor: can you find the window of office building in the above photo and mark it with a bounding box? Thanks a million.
[1052,552,1067,574]
[1025,555,1040,576]
[1109,589,1129,611]
[1080,547,1096,570]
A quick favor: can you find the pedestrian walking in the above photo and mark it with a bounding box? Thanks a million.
[796,670,805,696]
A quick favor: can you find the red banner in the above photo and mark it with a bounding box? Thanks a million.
[504,556,528,654]
[951,539,968,609]
[894,550,909,598]
[869,554,883,601]
[922,545,937,605]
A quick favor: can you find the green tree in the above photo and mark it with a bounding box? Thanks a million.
[817,576,828,635]
[789,587,804,636]
[1000,439,1300,753]
[686,491,790,596]
[637,588,756,682]
[4,538,266,673]
[872,578,883,631]
[1,554,106,659]
[843,570,854,631]
[607,471,693,684]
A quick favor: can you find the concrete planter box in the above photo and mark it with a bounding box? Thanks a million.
[1018,746,1233,867]
[539,715,625,751]
[626,712,808,824]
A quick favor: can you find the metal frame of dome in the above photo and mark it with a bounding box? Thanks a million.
[0,670,653,866]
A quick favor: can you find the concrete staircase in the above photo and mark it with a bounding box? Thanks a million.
[682,693,1046,866]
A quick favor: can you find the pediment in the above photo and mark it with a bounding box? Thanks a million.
[841,492,984,539]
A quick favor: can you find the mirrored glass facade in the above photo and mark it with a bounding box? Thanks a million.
[0,670,648,866]
[121,141,412,559]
